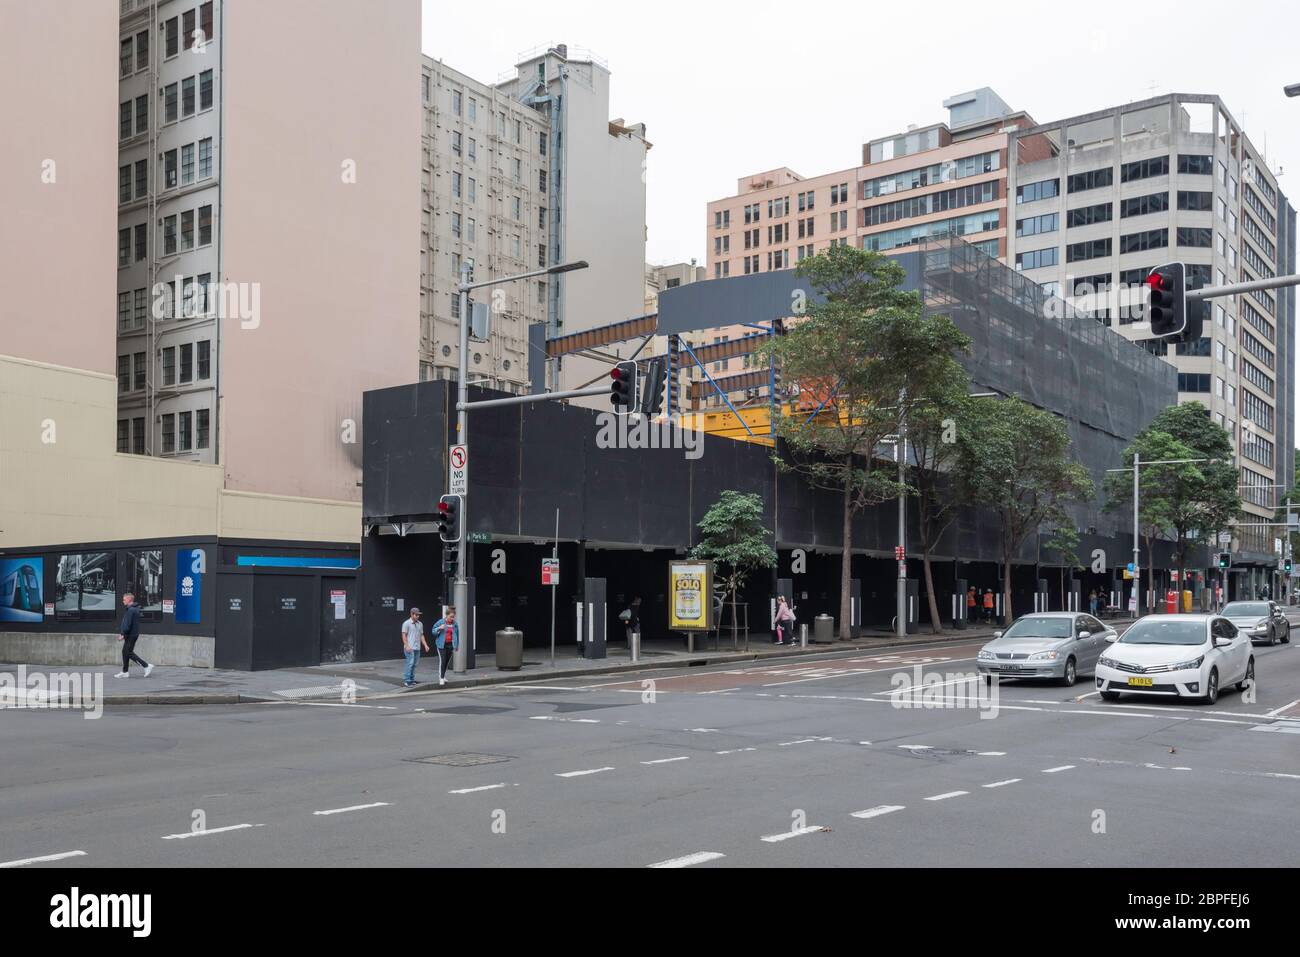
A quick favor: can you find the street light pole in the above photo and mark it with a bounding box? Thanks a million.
[896,399,907,639]
[452,259,589,674]
[1132,451,1141,617]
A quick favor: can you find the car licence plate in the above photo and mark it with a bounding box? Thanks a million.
[1126,677,1154,688]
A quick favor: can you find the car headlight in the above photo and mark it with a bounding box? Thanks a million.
[1169,656,1205,671]
[978,650,995,660]
[1252,622,1270,633]
[1098,656,1117,669]
[1028,650,1059,660]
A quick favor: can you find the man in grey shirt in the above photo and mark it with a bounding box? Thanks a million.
[401,608,430,687]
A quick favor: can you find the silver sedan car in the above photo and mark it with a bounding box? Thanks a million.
[976,612,1118,687]
[1220,601,1291,646]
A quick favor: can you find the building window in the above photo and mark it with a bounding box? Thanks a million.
[1177,227,1212,248]
[119,165,132,204]
[1066,203,1111,228]
[198,205,212,245]
[1119,228,1169,254]
[133,352,146,391]
[164,149,177,189]
[181,143,194,185]
[163,215,177,255]
[1177,190,1212,211]
[165,17,179,58]
[511,196,521,220]
[179,411,192,451]
[134,223,146,261]
[135,29,149,71]
[1177,373,1211,393]
[451,131,461,155]
[198,138,212,179]
[1016,247,1058,270]
[451,172,461,198]
[180,343,193,383]
[134,159,148,198]
[451,212,461,237]
[1066,237,1112,262]
[467,98,477,122]
[117,420,130,453]
[467,178,476,202]
[135,94,148,135]
[197,409,210,449]
[1017,179,1060,204]
[132,417,145,455]
[1015,213,1058,238]
[199,70,213,111]
[117,292,131,330]
[452,90,462,115]
[117,355,131,392]
[164,83,178,123]
[162,414,176,453]
[1178,154,1213,175]
[120,37,133,77]
[1120,155,1169,182]
[162,347,176,386]
[1067,168,1113,193]
[198,340,211,379]
[134,288,147,327]
[182,75,195,117]
[539,169,547,193]
[120,102,132,140]
[1119,192,1169,218]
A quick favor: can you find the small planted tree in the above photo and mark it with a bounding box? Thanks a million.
[691,490,778,650]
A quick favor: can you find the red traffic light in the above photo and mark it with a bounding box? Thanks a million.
[1146,272,1167,292]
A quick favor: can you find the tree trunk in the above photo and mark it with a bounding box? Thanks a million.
[923,551,941,634]
[840,473,853,640]
[1002,556,1014,627]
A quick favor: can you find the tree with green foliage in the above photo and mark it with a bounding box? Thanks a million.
[690,490,777,650]
[907,380,975,633]
[759,245,970,639]
[959,396,1094,623]
[1106,403,1240,598]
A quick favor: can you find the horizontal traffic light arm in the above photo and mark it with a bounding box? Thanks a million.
[1186,272,1300,302]
[458,384,608,412]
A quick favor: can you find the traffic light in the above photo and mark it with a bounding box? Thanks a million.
[666,335,681,416]
[640,356,667,417]
[436,493,461,543]
[1218,552,1231,570]
[1285,558,1293,574]
[610,360,637,414]
[1145,262,1187,339]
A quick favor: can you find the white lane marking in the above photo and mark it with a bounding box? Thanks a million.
[1261,772,1300,780]
[1042,765,1075,774]
[716,747,758,755]
[686,728,720,733]
[1200,718,1259,725]
[529,716,600,724]
[0,850,86,868]
[924,791,969,802]
[762,657,978,688]
[699,688,741,695]
[972,751,1007,756]
[779,737,832,747]
[1251,724,1300,734]
[898,744,932,751]
[313,802,391,816]
[504,685,590,691]
[648,851,725,868]
[161,823,265,840]
[858,741,873,746]
[851,805,906,820]
[761,825,826,842]
[641,756,690,765]
[556,767,615,778]
[1264,698,1300,718]
[882,675,980,697]
[448,784,510,794]
[983,779,1022,789]
[272,701,396,710]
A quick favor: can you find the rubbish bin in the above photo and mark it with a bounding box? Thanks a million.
[495,628,523,671]
[813,614,834,644]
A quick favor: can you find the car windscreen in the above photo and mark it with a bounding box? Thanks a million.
[1001,616,1072,639]
[1222,602,1268,618]
[1118,620,1207,646]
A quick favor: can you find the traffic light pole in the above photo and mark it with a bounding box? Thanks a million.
[1185,273,1300,302]
[454,259,589,674]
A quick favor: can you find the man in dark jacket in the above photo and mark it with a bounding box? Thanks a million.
[115,592,153,678]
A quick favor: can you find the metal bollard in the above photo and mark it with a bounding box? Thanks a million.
[630,628,640,663]
[800,623,808,648]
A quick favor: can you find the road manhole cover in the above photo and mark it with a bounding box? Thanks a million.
[408,753,514,767]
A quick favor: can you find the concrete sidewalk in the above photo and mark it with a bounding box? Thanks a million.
[1,619,1138,707]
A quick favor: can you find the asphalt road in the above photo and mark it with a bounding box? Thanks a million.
[2,619,1298,868]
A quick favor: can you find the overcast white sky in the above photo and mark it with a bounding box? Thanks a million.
[422,0,1300,267]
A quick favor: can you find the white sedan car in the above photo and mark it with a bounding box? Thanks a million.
[1095,614,1254,705]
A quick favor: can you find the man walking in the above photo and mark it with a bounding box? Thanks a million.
[432,607,460,687]
[115,592,152,678]
[401,607,429,687]
[983,588,995,623]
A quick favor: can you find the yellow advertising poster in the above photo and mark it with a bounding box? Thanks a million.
[668,561,712,631]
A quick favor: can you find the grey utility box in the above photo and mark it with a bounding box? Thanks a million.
[814,614,835,644]
[495,628,523,671]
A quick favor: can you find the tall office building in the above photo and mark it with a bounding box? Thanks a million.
[1006,94,1296,563]
[112,0,420,503]
[421,44,650,395]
